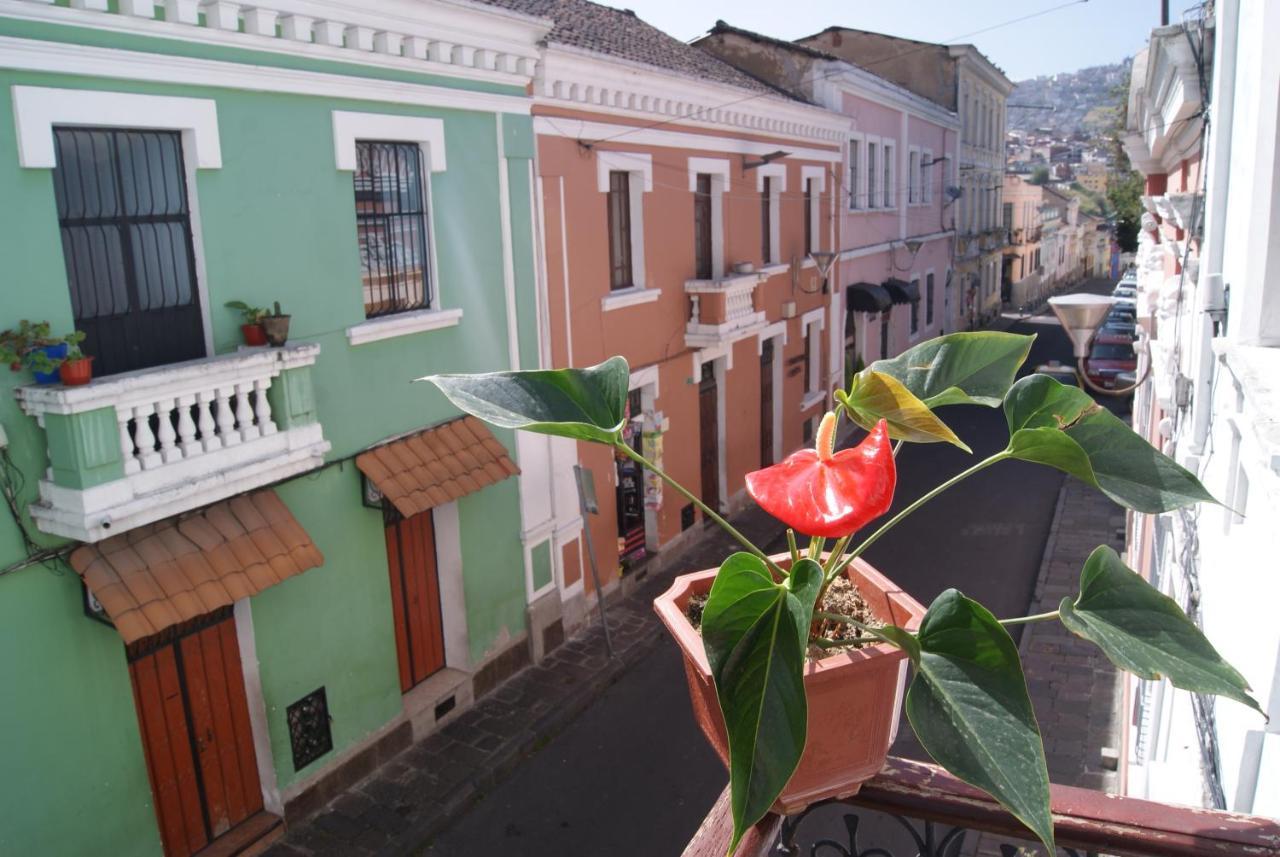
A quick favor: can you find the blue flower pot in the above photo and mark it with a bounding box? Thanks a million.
[32,342,68,384]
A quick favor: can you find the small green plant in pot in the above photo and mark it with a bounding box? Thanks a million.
[420,332,1265,855]
[57,331,92,386]
[226,300,270,346]
[1,321,76,384]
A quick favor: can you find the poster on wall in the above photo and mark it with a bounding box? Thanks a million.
[642,427,663,510]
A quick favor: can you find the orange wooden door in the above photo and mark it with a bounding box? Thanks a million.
[128,612,264,857]
[384,510,447,692]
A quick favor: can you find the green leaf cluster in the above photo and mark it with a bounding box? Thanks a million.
[414,333,1259,854]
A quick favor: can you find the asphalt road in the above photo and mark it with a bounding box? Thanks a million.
[425,279,1122,857]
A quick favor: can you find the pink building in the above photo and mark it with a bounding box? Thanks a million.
[697,24,961,383]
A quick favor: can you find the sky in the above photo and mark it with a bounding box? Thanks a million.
[613,0,1163,82]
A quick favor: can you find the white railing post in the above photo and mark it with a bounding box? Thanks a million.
[132,403,161,470]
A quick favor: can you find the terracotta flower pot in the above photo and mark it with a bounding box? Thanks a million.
[241,323,268,346]
[58,356,94,386]
[261,315,291,347]
[653,553,926,815]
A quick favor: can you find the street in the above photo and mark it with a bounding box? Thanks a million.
[424,280,1123,856]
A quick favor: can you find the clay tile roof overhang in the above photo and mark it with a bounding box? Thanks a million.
[70,490,323,645]
[355,416,520,519]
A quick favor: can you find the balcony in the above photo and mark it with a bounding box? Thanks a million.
[684,271,767,348]
[16,345,329,543]
[685,756,1280,856]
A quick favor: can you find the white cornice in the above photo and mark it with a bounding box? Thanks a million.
[532,116,841,163]
[0,35,532,115]
[534,46,849,145]
[949,46,1015,96]
[0,0,545,87]
[811,61,959,129]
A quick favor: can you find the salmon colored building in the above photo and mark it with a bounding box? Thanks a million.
[482,0,850,632]
[695,23,961,386]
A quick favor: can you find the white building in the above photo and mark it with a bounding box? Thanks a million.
[1123,2,1280,816]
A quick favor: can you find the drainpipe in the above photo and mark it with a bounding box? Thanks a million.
[1190,0,1236,454]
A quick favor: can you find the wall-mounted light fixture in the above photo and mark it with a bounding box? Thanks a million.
[743,150,790,171]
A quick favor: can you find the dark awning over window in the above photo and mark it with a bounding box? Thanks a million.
[883,278,920,304]
[845,282,893,313]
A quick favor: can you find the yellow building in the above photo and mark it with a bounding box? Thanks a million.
[1077,162,1108,194]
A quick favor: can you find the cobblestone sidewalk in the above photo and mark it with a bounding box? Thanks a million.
[265,506,786,857]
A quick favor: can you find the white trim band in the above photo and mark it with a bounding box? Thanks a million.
[345,308,463,345]
[332,111,447,171]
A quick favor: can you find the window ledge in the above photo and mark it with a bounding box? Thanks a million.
[800,391,826,412]
[759,263,790,276]
[346,307,463,346]
[602,287,661,312]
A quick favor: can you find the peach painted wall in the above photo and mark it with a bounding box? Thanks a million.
[537,113,840,588]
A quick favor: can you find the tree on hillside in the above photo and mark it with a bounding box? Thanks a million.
[1105,78,1144,252]
[1029,166,1050,186]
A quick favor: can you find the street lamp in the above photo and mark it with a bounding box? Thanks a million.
[1047,293,1150,397]
[808,250,837,294]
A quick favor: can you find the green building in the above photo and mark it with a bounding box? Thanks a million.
[0,2,564,854]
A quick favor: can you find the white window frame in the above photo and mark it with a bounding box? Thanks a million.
[333,111,458,345]
[908,146,920,205]
[847,134,865,211]
[800,307,826,410]
[756,163,786,266]
[13,86,220,357]
[801,165,826,254]
[756,322,787,467]
[597,151,654,310]
[688,157,731,280]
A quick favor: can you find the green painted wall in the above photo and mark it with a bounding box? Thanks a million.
[531,539,553,591]
[0,18,538,853]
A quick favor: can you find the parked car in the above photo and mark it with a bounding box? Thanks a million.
[1034,360,1081,387]
[1113,285,1137,301]
[1084,334,1138,391]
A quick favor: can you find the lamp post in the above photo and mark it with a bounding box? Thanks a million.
[808,251,837,295]
[1047,293,1150,397]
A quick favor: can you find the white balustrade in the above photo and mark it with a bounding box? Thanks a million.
[683,273,768,348]
[16,345,327,543]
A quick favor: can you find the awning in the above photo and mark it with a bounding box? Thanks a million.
[356,416,519,519]
[883,278,920,304]
[70,490,323,645]
[845,282,893,313]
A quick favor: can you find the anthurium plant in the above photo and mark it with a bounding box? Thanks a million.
[422,332,1264,855]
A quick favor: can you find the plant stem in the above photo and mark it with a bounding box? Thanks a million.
[999,609,1060,627]
[893,439,904,457]
[786,529,800,563]
[612,441,778,573]
[847,451,1010,562]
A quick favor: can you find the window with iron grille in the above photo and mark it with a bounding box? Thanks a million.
[880,311,890,359]
[607,170,633,290]
[910,280,920,335]
[52,127,205,377]
[353,141,432,318]
[803,178,813,256]
[760,176,773,264]
[926,272,935,325]
[694,173,713,280]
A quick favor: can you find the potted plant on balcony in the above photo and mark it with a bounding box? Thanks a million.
[56,331,92,386]
[421,333,1264,856]
[1,320,72,384]
[226,300,270,346]
[261,301,291,347]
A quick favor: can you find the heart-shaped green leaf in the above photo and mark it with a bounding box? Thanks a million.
[906,589,1054,852]
[1002,374,1216,513]
[1060,546,1264,716]
[420,356,629,444]
[869,331,1035,408]
[839,370,971,451]
[701,554,823,856]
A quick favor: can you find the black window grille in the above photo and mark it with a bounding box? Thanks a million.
[52,128,205,377]
[910,284,920,334]
[354,141,432,318]
[761,176,773,264]
[926,273,935,325]
[607,170,633,290]
[880,311,890,359]
[803,178,814,256]
[694,173,713,280]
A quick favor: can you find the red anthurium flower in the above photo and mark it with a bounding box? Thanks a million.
[745,413,895,538]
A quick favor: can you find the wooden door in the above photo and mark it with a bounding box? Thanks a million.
[699,363,721,514]
[385,510,446,693]
[128,611,264,857]
[759,340,774,467]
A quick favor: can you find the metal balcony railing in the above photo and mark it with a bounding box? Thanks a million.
[683,757,1280,857]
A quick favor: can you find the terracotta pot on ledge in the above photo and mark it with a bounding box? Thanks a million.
[653,553,926,815]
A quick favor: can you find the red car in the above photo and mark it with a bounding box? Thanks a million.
[1085,334,1137,391]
